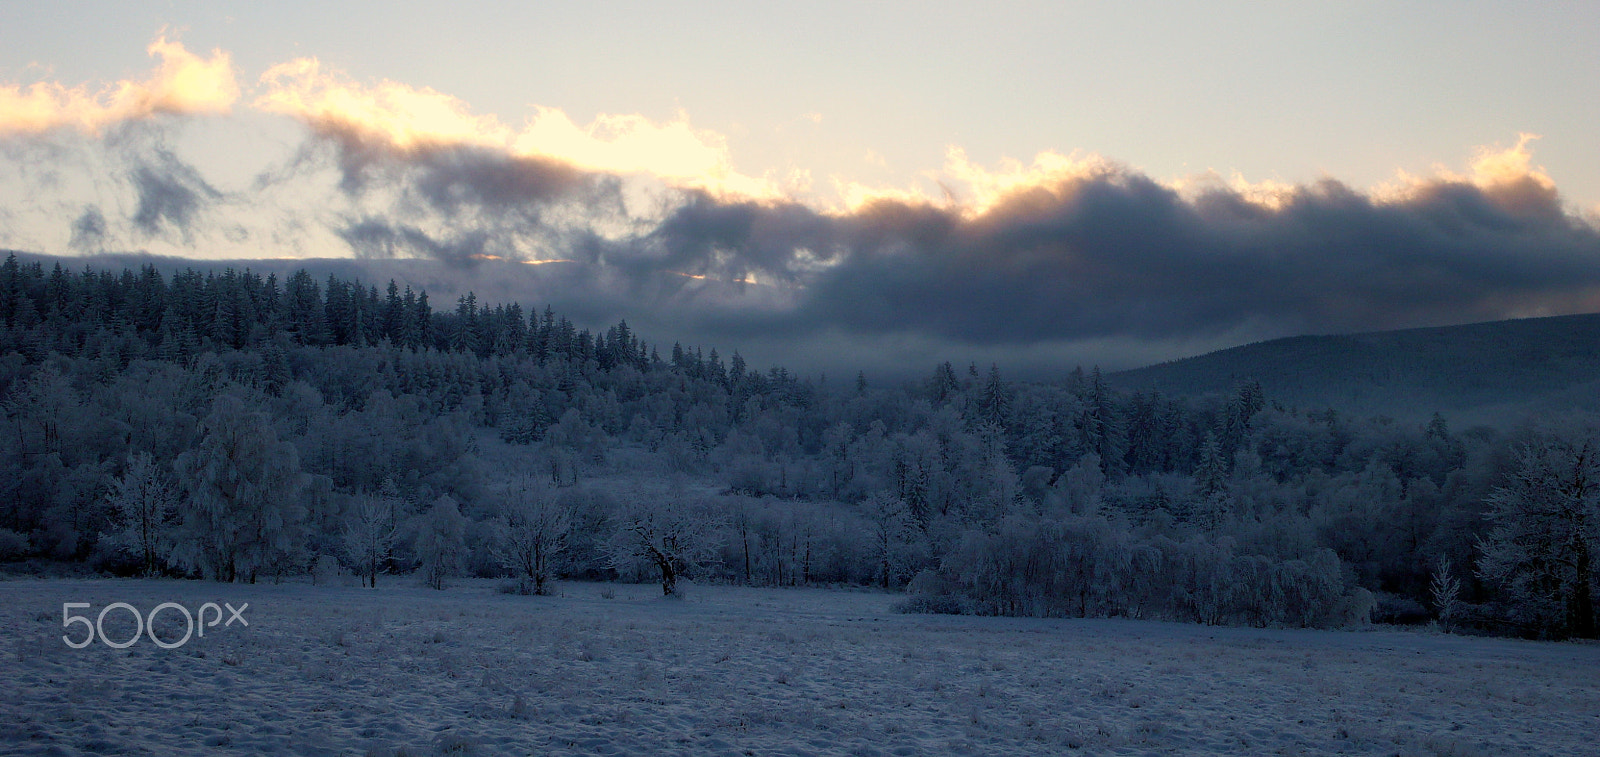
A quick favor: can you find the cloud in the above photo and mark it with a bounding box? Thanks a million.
[0,37,238,250]
[252,58,641,263]
[258,100,1600,370]
[0,38,238,136]
[336,217,493,267]
[126,142,221,240]
[645,192,840,286]
[68,205,106,252]
[254,58,779,200]
[513,109,783,200]
[804,145,1600,344]
[255,58,510,154]
[502,137,1597,363]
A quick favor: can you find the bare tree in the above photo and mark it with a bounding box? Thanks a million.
[1430,557,1461,631]
[414,494,467,590]
[608,494,725,597]
[103,451,177,576]
[496,476,572,595]
[343,493,397,588]
[727,496,757,585]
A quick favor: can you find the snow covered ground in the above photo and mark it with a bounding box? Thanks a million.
[2,577,1597,756]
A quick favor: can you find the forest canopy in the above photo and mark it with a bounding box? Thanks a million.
[2,252,1596,639]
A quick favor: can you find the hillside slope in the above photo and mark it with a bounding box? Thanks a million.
[1109,313,1600,423]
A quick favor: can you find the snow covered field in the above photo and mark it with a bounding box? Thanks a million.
[2,578,1597,756]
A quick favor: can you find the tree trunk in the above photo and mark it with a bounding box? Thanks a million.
[742,528,751,585]
[1573,535,1595,638]
[803,536,812,585]
[533,542,547,595]
[659,558,678,596]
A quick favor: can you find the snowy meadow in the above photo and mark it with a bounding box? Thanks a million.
[3,577,1597,756]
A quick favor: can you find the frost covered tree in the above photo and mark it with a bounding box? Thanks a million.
[414,494,468,590]
[1194,432,1228,497]
[976,364,1010,429]
[608,494,725,597]
[862,492,912,588]
[103,451,177,576]
[1430,557,1461,630]
[1268,549,1345,628]
[1478,436,1599,638]
[496,476,572,595]
[343,493,397,588]
[928,361,961,405]
[21,252,1600,637]
[173,395,306,582]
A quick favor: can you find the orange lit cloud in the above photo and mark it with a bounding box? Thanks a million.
[513,108,784,200]
[838,135,1567,223]
[0,38,238,135]
[1467,133,1549,186]
[254,57,781,200]
[833,147,1121,217]
[255,58,509,151]
[1369,133,1559,213]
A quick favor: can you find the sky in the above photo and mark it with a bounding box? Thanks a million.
[3,2,1600,377]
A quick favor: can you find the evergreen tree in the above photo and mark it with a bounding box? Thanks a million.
[1195,432,1228,497]
[382,280,404,342]
[978,364,1010,429]
[730,350,748,389]
[1077,367,1125,475]
[0,253,20,325]
[283,270,327,346]
[928,361,960,405]
[414,289,432,347]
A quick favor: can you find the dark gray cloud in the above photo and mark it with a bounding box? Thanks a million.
[628,168,1600,348]
[180,122,1600,375]
[127,146,220,239]
[68,205,106,252]
[301,127,630,270]
[91,122,225,242]
[337,217,492,268]
[306,124,619,216]
[645,193,842,285]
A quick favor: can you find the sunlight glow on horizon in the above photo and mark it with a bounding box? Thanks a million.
[467,254,577,266]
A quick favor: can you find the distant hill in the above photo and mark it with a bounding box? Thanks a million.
[1109,313,1600,424]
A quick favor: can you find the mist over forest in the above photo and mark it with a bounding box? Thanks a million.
[2,251,1598,640]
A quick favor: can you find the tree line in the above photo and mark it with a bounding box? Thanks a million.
[1,253,1595,639]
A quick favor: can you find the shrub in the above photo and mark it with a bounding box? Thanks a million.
[894,594,971,615]
[0,529,32,561]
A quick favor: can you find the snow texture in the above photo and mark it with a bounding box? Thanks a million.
[2,577,1597,756]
